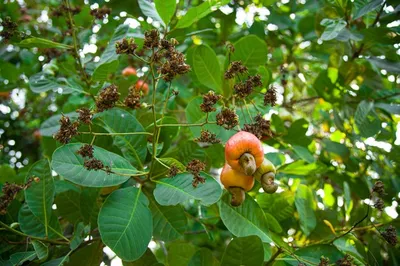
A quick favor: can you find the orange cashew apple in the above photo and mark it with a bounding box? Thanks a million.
[122,66,137,77]
[253,158,278,194]
[225,131,264,176]
[135,80,149,95]
[220,163,254,206]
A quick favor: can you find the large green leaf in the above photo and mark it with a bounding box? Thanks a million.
[98,187,152,261]
[218,193,272,243]
[32,240,48,261]
[24,159,54,237]
[294,184,316,236]
[155,0,176,26]
[175,0,230,29]
[192,45,222,91]
[188,248,219,266]
[9,251,37,266]
[18,204,62,239]
[96,108,148,169]
[153,172,222,206]
[123,249,162,266]
[52,143,138,187]
[320,19,347,41]
[282,244,343,265]
[231,35,268,69]
[42,253,71,266]
[167,241,197,266]
[55,190,82,223]
[220,236,264,266]
[65,241,103,266]
[92,60,119,82]
[19,37,71,49]
[355,100,381,137]
[256,192,295,222]
[147,192,188,241]
[278,160,327,176]
[353,0,382,20]
[80,187,101,227]
[138,0,166,27]
[29,72,83,94]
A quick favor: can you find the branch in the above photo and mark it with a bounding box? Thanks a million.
[264,248,283,266]
[80,131,153,136]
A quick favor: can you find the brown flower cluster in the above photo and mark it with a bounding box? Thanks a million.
[381,225,398,246]
[243,114,272,139]
[0,179,34,215]
[42,48,63,62]
[374,198,385,211]
[144,29,160,49]
[116,38,138,55]
[186,159,206,188]
[200,91,222,113]
[158,39,191,82]
[372,180,386,211]
[77,144,94,158]
[224,61,248,79]
[168,165,180,177]
[84,158,104,171]
[51,4,81,17]
[0,17,18,41]
[264,87,277,106]
[90,6,111,20]
[234,74,262,98]
[318,257,329,266]
[336,255,355,266]
[54,115,80,144]
[77,107,92,124]
[96,84,120,112]
[216,108,239,129]
[194,129,220,144]
[124,89,142,110]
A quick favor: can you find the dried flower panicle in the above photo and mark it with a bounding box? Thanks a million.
[172,89,179,96]
[194,129,221,144]
[248,74,262,87]
[158,39,190,81]
[372,181,385,197]
[51,4,80,17]
[42,48,63,62]
[54,115,80,144]
[234,75,262,98]
[264,87,277,106]
[76,107,93,124]
[84,158,104,171]
[77,144,94,158]
[0,179,34,215]
[381,225,398,246]
[168,165,180,177]
[90,6,111,20]
[144,29,160,49]
[116,38,138,55]
[186,159,206,188]
[336,255,355,266]
[200,91,222,113]
[226,42,235,54]
[124,88,142,109]
[318,257,329,266]
[0,17,18,41]
[224,61,248,79]
[243,114,272,139]
[96,84,120,112]
[216,108,239,129]
[374,198,385,211]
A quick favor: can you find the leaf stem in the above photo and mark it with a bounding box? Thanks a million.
[80,131,153,136]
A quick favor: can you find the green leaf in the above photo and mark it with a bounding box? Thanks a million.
[368,58,400,74]
[167,241,197,266]
[353,0,382,20]
[192,45,222,91]
[264,212,283,233]
[123,249,162,266]
[98,187,152,261]
[55,190,82,223]
[65,241,103,266]
[29,72,83,94]
[220,236,264,266]
[32,240,48,261]
[375,103,400,114]
[154,172,222,206]
[52,143,138,187]
[175,0,230,29]
[0,164,18,184]
[80,187,101,227]
[292,145,315,163]
[96,108,148,169]
[256,192,295,222]
[18,204,62,239]
[155,0,176,25]
[278,160,327,176]
[355,100,381,137]
[188,248,219,266]
[283,119,311,147]
[138,0,166,27]
[9,251,37,266]
[42,254,71,266]
[295,184,316,236]
[282,245,343,265]
[218,193,272,243]
[320,19,347,41]
[92,60,119,82]
[147,192,188,241]
[24,159,54,237]
[258,66,272,87]
[19,37,71,49]
[70,222,88,250]
[231,35,268,69]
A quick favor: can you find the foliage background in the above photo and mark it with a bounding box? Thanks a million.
[0,0,399,265]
